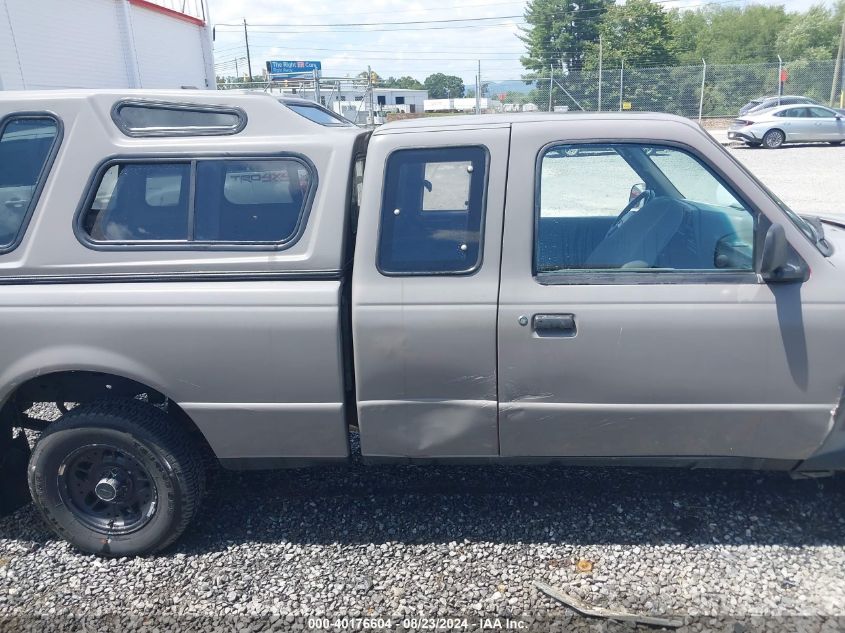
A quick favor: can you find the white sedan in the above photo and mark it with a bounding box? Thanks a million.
[728,104,845,148]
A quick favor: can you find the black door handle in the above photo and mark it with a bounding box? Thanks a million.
[533,314,576,336]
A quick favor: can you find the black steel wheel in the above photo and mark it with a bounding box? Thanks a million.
[28,400,203,556]
[58,444,158,535]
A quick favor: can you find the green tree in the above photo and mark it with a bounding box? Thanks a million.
[584,0,677,68]
[671,5,792,64]
[423,73,466,98]
[382,76,425,90]
[776,4,840,61]
[520,0,614,73]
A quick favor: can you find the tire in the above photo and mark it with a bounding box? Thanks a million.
[28,400,203,556]
[762,129,785,149]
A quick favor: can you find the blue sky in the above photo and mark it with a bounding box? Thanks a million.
[208,0,835,83]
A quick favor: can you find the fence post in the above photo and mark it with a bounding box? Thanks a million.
[549,65,554,112]
[597,35,603,111]
[619,59,624,111]
[777,55,783,103]
[698,59,706,123]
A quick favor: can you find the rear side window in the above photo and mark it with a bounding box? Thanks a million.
[0,115,60,252]
[80,157,314,247]
[112,101,246,137]
[85,163,191,241]
[377,146,488,275]
[195,160,311,242]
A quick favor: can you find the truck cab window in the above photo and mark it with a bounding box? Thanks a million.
[535,144,755,275]
[377,146,488,275]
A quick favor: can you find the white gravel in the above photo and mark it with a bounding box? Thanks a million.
[726,143,845,218]
[2,405,845,631]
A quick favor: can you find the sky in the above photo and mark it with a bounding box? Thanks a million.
[208,0,834,84]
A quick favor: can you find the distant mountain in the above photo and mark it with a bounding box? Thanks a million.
[485,80,533,97]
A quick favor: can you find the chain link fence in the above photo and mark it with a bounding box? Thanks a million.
[216,58,843,122]
[494,58,839,119]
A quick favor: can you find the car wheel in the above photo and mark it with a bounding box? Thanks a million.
[28,400,203,557]
[762,129,785,149]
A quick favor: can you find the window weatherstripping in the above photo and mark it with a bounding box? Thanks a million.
[111,100,247,137]
[533,142,758,284]
[76,154,318,251]
[0,113,62,255]
[377,145,489,276]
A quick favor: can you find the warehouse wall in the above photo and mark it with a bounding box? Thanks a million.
[0,0,214,90]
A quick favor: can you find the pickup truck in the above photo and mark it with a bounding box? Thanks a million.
[1,90,844,556]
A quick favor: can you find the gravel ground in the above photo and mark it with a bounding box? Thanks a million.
[3,148,845,633]
[725,143,845,218]
[2,408,845,632]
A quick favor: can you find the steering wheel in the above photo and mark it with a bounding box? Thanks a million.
[605,189,655,237]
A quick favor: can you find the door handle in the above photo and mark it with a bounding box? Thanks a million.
[532,313,576,336]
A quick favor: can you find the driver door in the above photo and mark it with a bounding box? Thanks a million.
[496,120,834,462]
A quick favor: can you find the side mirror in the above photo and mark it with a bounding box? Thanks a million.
[629,182,645,202]
[760,223,805,282]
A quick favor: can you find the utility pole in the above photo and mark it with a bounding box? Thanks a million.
[235,58,239,79]
[367,65,375,126]
[831,16,845,107]
[597,35,603,112]
[243,18,253,81]
[475,60,481,115]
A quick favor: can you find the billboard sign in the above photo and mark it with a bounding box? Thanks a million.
[266,60,322,79]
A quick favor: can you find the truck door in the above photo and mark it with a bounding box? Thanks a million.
[352,124,509,458]
[496,119,837,462]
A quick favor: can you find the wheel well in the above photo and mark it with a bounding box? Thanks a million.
[765,128,785,138]
[0,370,214,459]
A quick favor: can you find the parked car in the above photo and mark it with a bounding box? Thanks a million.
[729,104,845,148]
[738,95,820,116]
[2,91,845,556]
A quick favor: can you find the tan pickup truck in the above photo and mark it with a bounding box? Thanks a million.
[1,90,844,556]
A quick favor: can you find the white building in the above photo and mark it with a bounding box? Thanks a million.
[0,0,215,90]
[424,97,503,113]
[330,88,426,123]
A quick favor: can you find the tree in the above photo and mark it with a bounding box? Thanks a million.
[382,76,425,90]
[357,70,382,84]
[776,4,840,61]
[423,73,465,98]
[519,0,614,74]
[584,0,677,68]
[671,5,792,64]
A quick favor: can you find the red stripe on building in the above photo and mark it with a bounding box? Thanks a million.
[127,0,206,26]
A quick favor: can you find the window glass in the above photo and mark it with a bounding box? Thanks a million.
[114,103,244,136]
[284,102,354,127]
[785,108,808,118]
[808,107,834,118]
[422,161,472,211]
[0,117,58,249]
[84,163,190,241]
[378,146,487,274]
[195,159,311,242]
[536,144,754,274]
